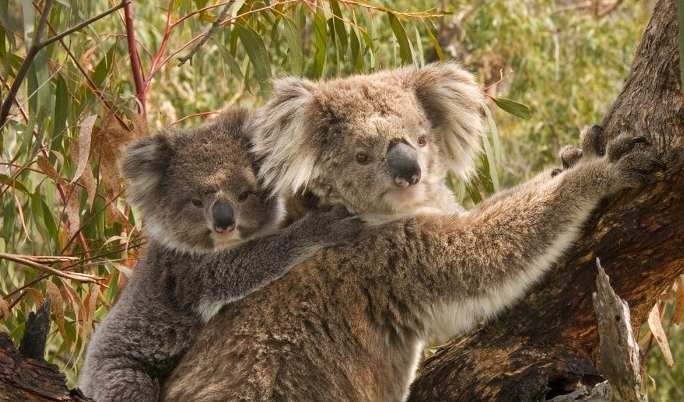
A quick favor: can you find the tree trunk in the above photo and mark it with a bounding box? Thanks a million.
[408,0,684,400]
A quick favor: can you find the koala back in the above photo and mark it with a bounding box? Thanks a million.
[120,109,284,253]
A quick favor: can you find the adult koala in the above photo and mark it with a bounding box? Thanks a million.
[161,63,662,401]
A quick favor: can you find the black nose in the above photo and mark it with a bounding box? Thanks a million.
[387,141,421,187]
[212,202,235,232]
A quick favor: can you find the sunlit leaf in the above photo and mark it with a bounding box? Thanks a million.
[387,12,413,65]
[491,97,532,120]
[281,16,303,76]
[330,0,348,55]
[313,11,327,79]
[648,304,674,366]
[234,22,272,96]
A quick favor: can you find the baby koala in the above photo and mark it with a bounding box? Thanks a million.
[79,109,362,402]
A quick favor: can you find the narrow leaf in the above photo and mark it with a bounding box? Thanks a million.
[72,115,96,183]
[37,155,67,185]
[234,23,272,97]
[648,304,674,366]
[313,11,327,79]
[330,0,348,54]
[63,185,81,236]
[0,174,30,195]
[492,97,532,120]
[45,281,67,341]
[387,13,413,65]
[425,26,445,62]
[281,16,303,76]
[52,74,69,138]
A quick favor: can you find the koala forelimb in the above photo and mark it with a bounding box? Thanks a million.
[78,110,362,402]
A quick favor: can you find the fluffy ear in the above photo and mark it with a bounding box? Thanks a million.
[120,134,174,207]
[252,77,321,198]
[408,62,485,180]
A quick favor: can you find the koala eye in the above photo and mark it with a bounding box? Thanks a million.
[418,136,427,147]
[356,152,372,165]
[191,199,203,207]
[238,191,250,202]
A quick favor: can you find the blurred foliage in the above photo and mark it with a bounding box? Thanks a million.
[0,0,680,398]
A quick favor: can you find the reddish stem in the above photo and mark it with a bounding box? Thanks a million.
[124,1,146,115]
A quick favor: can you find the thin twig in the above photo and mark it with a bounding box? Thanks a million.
[0,0,56,130]
[0,0,128,130]
[178,0,235,66]
[0,252,104,284]
[123,0,146,115]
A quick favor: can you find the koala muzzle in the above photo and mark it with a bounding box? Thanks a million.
[387,141,421,187]
[212,202,235,233]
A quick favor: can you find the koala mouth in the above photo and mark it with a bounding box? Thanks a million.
[213,224,236,234]
[382,182,425,208]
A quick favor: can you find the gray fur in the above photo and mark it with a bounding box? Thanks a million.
[252,63,484,222]
[161,63,663,401]
[78,109,362,402]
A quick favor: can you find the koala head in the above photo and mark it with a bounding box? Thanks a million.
[121,109,283,253]
[253,62,484,220]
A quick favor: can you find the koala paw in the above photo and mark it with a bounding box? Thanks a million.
[551,144,584,177]
[607,134,665,189]
[298,206,363,243]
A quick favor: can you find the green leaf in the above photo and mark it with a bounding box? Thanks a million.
[330,0,348,55]
[52,74,69,139]
[281,16,303,76]
[349,25,362,72]
[425,26,445,62]
[491,97,532,120]
[235,22,272,97]
[0,174,30,195]
[92,44,116,88]
[387,12,412,65]
[312,11,327,79]
[679,0,684,99]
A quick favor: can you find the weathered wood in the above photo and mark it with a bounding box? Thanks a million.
[0,301,92,402]
[593,260,646,402]
[408,0,684,400]
[18,298,52,361]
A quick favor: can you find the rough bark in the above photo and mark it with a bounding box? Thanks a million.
[408,0,684,400]
[0,300,92,402]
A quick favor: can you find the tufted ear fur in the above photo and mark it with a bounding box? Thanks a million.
[120,134,175,209]
[252,77,321,199]
[408,62,485,180]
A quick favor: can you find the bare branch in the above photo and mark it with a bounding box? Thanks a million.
[123,0,146,115]
[178,0,235,66]
[0,252,104,284]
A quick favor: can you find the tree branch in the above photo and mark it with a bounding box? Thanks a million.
[0,0,129,130]
[177,0,235,66]
[123,0,146,115]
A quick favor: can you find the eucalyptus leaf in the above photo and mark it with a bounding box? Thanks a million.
[491,97,532,120]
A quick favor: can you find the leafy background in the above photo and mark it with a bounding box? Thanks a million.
[0,0,681,398]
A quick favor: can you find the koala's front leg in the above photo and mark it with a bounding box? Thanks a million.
[191,206,363,322]
[414,133,664,341]
[80,365,159,402]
